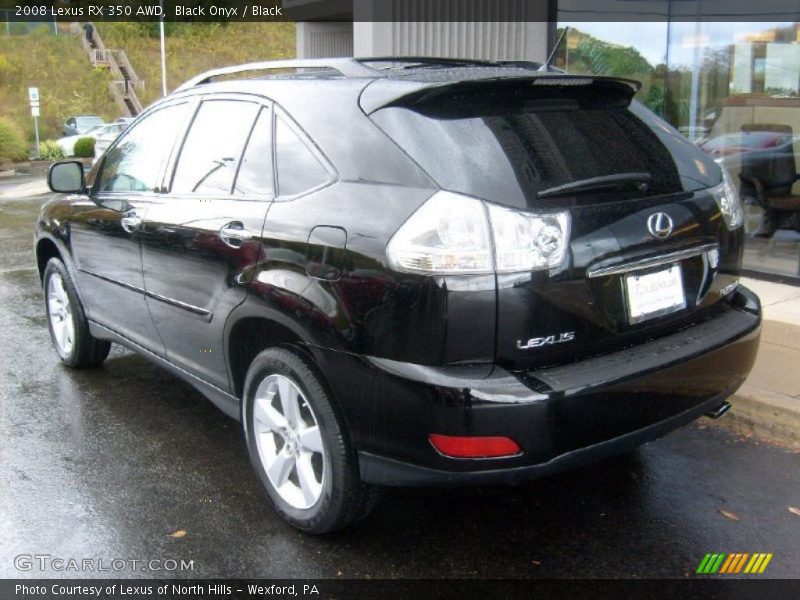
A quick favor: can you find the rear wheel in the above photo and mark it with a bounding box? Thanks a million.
[242,347,379,533]
[43,258,111,368]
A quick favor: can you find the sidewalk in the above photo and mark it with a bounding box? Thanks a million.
[0,167,50,199]
[726,277,800,449]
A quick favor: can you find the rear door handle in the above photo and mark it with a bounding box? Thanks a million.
[120,214,142,233]
[219,222,253,247]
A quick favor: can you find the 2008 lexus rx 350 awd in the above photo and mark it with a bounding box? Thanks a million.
[37,58,761,533]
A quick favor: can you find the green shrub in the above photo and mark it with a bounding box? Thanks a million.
[0,117,28,162]
[73,137,95,158]
[39,140,65,161]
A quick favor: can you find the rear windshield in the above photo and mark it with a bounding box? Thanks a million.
[371,85,718,208]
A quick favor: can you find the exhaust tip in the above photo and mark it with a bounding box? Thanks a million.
[705,401,732,420]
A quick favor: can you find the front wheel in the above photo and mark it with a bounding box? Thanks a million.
[242,347,379,533]
[43,258,111,368]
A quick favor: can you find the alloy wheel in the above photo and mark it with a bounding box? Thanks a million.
[47,272,75,356]
[253,374,326,510]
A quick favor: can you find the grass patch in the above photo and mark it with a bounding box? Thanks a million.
[0,23,296,145]
[0,27,118,143]
[100,22,296,106]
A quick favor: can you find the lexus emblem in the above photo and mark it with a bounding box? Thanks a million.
[647,212,674,239]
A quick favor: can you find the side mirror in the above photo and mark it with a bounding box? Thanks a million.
[48,161,86,194]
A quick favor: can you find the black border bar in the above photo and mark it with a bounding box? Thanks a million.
[2,579,800,600]
[1,0,798,22]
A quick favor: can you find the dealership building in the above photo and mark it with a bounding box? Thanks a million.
[291,0,800,281]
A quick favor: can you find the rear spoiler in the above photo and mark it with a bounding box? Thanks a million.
[359,75,642,114]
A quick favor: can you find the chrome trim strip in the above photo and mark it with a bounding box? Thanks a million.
[78,268,144,293]
[144,290,211,316]
[586,243,719,279]
[78,268,210,316]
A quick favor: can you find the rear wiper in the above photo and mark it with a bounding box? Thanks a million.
[537,172,651,199]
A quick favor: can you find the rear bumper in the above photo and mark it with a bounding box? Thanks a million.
[315,286,761,486]
[358,389,734,486]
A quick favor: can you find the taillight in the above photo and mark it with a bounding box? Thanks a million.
[386,190,570,275]
[712,167,744,230]
[385,191,492,274]
[429,434,521,458]
[488,204,570,272]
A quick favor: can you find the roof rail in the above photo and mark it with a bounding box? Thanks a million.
[356,56,500,69]
[175,56,569,94]
[174,58,378,92]
[493,60,549,71]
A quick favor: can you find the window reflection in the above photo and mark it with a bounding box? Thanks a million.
[171,100,259,195]
[98,104,188,193]
[557,19,800,278]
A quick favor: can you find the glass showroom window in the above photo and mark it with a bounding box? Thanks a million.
[556,19,800,279]
[667,22,800,278]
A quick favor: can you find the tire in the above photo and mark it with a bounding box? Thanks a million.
[43,258,111,368]
[242,346,379,534]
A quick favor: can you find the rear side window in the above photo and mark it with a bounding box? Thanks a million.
[233,107,274,197]
[275,114,329,197]
[172,100,259,195]
[97,103,188,193]
[371,85,699,208]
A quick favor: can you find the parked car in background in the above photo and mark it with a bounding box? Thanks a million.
[39,58,761,534]
[700,130,799,159]
[58,122,128,157]
[62,115,105,137]
[92,122,131,162]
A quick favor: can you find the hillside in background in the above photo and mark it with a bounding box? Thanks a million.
[0,23,296,146]
[100,22,296,107]
[0,27,118,143]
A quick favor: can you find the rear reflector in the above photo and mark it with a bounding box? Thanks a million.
[429,434,521,459]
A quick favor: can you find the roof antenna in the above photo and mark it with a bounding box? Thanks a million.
[539,26,569,72]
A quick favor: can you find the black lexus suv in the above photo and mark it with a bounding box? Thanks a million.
[38,58,761,533]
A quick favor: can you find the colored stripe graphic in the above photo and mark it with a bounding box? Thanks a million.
[710,554,726,573]
[700,554,725,574]
[699,553,773,575]
[758,554,773,573]
[719,554,736,574]
[744,554,759,573]
[697,554,714,574]
[754,554,767,573]
[734,553,750,573]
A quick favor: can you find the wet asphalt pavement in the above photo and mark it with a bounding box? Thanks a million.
[1,183,799,579]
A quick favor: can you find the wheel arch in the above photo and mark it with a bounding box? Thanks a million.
[36,237,63,283]
[225,307,329,402]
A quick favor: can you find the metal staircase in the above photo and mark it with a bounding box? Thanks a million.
[74,23,145,117]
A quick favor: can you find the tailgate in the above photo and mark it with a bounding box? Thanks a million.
[497,189,742,369]
[369,74,739,369]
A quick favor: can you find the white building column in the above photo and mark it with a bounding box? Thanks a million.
[296,22,354,58]
[353,21,548,62]
[294,0,551,63]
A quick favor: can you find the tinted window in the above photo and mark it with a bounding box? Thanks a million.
[233,107,274,196]
[172,100,259,195]
[371,84,705,208]
[276,115,329,196]
[97,103,188,193]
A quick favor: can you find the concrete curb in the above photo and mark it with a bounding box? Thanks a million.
[725,384,800,450]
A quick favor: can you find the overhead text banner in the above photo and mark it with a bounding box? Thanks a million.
[0,0,798,22]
